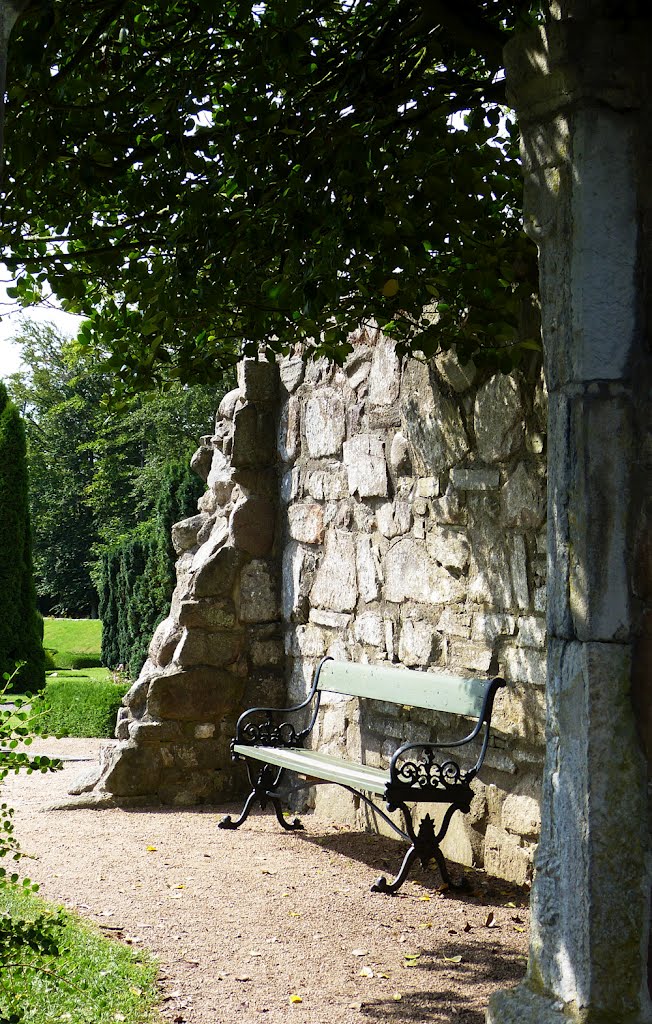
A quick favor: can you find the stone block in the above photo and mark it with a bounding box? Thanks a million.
[304,467,348,501]
[501,646,547,687]
[149,617,184,668]
[354,611,385,647]
[400,360,470,475]
[218,387,241,420]
[279,356,305,393]
[483,824,534,886]
[344,347,372,390]
[449,640,494,673]
[343,434,388,498]
[474,373,525,463]
[376,501,411,539]
[309,608,352,630]
[236,358,279,403]
[282,541,319,620]
[178,598,237,631]
[229,496,276,556]
[435,349,477,393]
[99,741,164,798]
[502,791,541,838]
[501,462,545,529]
[517,615,547,649]
[310,530,357,612]
[491,683,546,745]
[288,503,324,545]
[398,619,438,667]
[385,537,466,605]
[190,445,213,482]
[450,467,500,490]
[231,405,276,468]
[389,432,412,475]
[172,628,244,669]
[171,514,206,554]
[472,612,516,644]
[426,525,470,572]
[280,467,300,504]
[190,542,245,600]
[416,476,440,498]
[368,335,401,406]
[305,388,346,457]
[436,608,472,639]
[290,624,328,658]
[278,396,301,463]
[239,560,279,623]
[147,667,244,721]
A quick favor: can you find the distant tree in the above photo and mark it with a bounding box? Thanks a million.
[0,381,44,691]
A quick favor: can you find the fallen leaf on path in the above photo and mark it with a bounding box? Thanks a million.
[352,949,368,956]
[289,994,302,1003]
[485,912,499,928]
[358,966,374,978]
[443,955,463,964]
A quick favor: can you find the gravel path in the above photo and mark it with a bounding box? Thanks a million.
[4,739,529,1024]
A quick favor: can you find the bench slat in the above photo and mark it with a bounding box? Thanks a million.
[232,743,390,795]
[316,660,492,718]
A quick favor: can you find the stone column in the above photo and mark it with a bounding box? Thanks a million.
[488,12,652,1024]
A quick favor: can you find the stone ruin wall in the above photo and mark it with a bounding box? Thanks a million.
[83,333,547,886]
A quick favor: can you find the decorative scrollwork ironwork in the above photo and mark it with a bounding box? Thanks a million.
[393,750,470,791]
[240,716,301,747]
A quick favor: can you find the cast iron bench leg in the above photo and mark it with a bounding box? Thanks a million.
[371,808,457,895]
[218,762,304,832]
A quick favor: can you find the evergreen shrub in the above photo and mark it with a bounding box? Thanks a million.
[38,676,130,738]
[0,383,45,692]
[99,460,203,677]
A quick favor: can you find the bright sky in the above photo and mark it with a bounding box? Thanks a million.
[0,304,84,380]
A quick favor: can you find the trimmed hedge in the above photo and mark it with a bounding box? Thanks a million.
[37,676,130,738]
[45,650,103,670]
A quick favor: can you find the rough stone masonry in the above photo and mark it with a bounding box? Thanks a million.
[78,336,548,886]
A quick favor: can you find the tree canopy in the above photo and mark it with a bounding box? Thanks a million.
[2,0,540,391]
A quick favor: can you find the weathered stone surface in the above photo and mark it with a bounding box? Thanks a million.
[278,396,301,463]
[282,541,319,620]
[147,668,244,721]
[231,405,276,468]
[174,627,244,669]
[385,537,466,605]
[280,467,300,504]
[190,541,244,600]
[239,560,279,623]
[517,615,546,649]
[250,639,284,667]
[288,503,324,545]
[229,496,275,556]
[218,388,241,420]
[343,435,388,498]
[309,608,352,630]
[426,525,470,572]
[237,358,279,404]
[415,476,439,498]
[344,347,372,390]
[356,536,379,603]
[98,740,164,798]
[501,462,545,529]
[172,514,206,554]
[310,531,357,612]
[190,445,213,482]
[178,598,237,631]
[149,617,184,668]
[468,527,529,611]
[501,646,547,688]
[305,389,346,457]
[207,448,236,504]
[474,374,524,463]
[449,467,500,490]
[483,824,533,886]
[388,433,412,475]
[502,790,541,838]
[354,611,384,647]
[398,619,438,666]
[376,501,411,539]
[436,608,472,638]
[288,623,328,658]
[491,682,546,743]
[368,335,400,406]
[435,349,477,393]
[448,640,493,673]
[279,356,305,393]
[400,360,469,475]
[304,467,347,501]
[471,612,516,644]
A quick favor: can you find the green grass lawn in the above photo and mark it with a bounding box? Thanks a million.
[43,618,102,660]
[0,885,161,1023]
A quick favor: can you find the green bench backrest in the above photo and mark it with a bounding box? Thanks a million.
[316,659,493,719]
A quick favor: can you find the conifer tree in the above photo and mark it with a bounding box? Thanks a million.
[0,382,44,691]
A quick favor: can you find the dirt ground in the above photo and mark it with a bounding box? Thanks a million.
[4,738,530,1024]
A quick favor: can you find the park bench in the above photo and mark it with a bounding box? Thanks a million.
[219,657,505,894]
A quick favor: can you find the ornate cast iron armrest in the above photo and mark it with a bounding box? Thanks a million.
[386,741,477,805]
[233,686,321,751]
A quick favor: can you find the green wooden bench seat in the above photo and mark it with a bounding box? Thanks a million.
[219,656,505,894]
